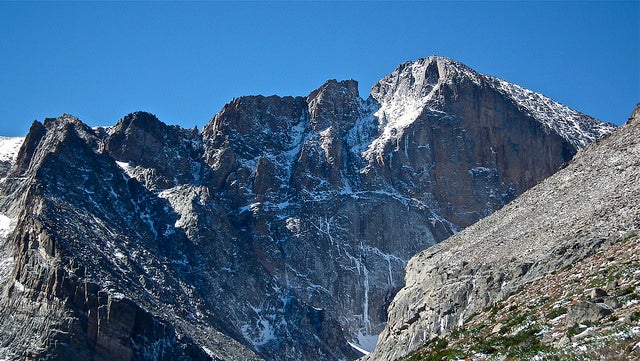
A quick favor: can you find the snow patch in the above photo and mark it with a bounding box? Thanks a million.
[285,218,302,233]
[0,214,14,238]
[355,332,379,353]
[345,102,379,156]
[114,251,126,261]
[241,319,277,347]
[13,280,25,293]
[202,346,216,358]
[363,57,463,163]
[0,214,17,282]
[468,166,494,176]
[115,161,135,178]
[348,342,369,356]
[139,211,157,238]
[490,77,616,148]
[0,137,24,164]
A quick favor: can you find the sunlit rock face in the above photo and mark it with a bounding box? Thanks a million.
[365,105,638,361]
[0,56,614,361]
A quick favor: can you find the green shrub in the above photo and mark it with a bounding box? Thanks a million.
[567,323,580,338]
[617,286,635,296]
[402,336,463,361]
[546,306,568,320]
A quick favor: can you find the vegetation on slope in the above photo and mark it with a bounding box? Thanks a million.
[401,233,640,360]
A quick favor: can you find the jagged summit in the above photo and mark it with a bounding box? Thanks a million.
[628,102,640,125]
[41,113,84,129]
[0,57,619,361]
[307,79,362,132]
[368,56,615,155]
[111,111,164,133]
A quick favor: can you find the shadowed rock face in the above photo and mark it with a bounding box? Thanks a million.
[0,117,254,361]
[105,112,207,191]
[365,104,639,361]
[0,57,615,361]
[416,79,577,226]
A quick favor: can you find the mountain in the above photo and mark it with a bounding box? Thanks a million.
[366,104,640,360]
[0,56,615,361]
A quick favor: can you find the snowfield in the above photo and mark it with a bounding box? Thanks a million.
[0,137,23,164]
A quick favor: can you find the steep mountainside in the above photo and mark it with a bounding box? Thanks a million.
[366,104,640,361]
[0,56,615,361]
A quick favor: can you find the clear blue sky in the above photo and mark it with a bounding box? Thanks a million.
[0,1,638,136]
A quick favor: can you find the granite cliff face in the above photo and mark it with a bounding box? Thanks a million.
[0,56,615,360]
[366,105,640,360]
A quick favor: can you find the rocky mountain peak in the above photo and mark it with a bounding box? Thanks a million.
[42,113,88,129]
[203,95,308,152]
[7,114,99,181]
[106,111,171,160]
[368,56,615,156]
[7,121,45,179]
[627,103,640,125]
[201,95,309,192]
[0,57,620,361]
[370,56,475,106]
[306,79,362,132]
[41,113,100,149]
[104,112,205,190]
[110,111,166,136]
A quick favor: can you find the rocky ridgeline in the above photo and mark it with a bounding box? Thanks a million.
[0,56,615,360]
[366,104,640,361]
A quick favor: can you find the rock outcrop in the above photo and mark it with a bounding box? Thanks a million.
[366,104,640,360]
[0,116,260,360]
[0,56,615,360]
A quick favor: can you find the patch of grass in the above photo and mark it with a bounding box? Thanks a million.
[449,326,464,339]
[617,286,635,297]
[402,336,463,361]
[567,323,581,338]
[538,296,551,306]
[630,311,640,323]
[587,277,606,288]
[465,326,548,358]
[503,312,531,330]
[561,262,575,272]
[469,322,488,334]
[621,233,638,243]
[489,303,502,317]
[546,306,568,320]
[471,337,497,355]
[567,320,598,338]
[502,327,546,357]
